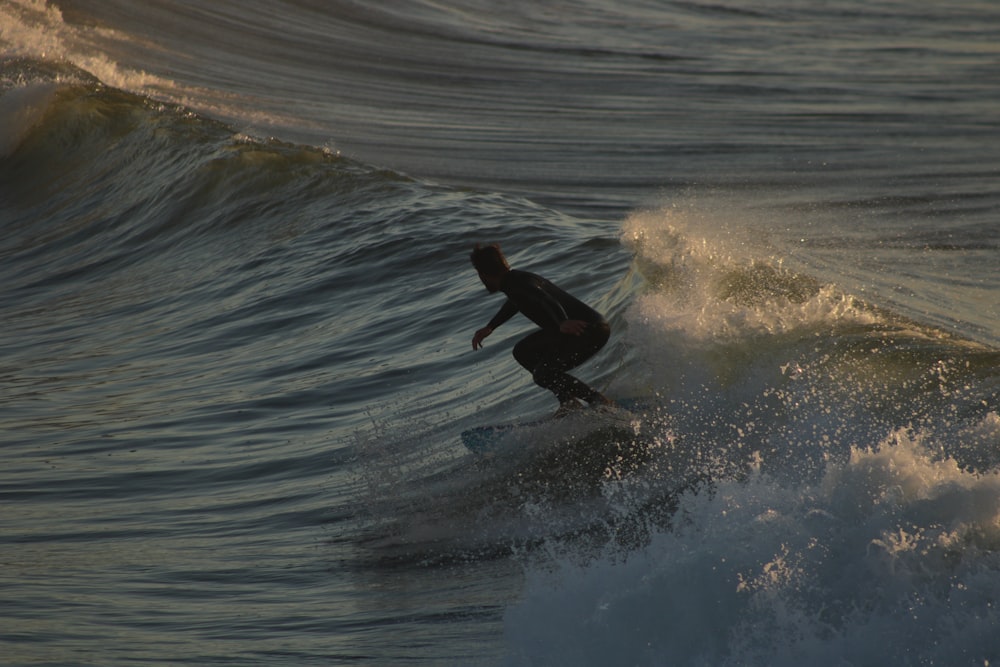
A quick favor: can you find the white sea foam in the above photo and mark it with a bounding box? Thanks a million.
[0,1,325,140]
[504,423,1000,665]
[620,205,881,346]
[0,0,168,91]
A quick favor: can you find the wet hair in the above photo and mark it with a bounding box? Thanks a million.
[470,243,510,275]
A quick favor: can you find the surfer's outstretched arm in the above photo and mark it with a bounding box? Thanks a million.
[472,297,518,350]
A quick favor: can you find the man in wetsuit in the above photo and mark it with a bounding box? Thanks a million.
[470,243,613,414]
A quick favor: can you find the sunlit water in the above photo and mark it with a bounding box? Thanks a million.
[2,0,999,664]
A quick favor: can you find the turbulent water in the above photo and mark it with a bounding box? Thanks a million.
[2,0,1000,665]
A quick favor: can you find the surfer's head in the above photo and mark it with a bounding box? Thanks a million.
[471,243,509,293]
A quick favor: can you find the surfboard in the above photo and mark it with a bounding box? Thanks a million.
[461,399,645,455]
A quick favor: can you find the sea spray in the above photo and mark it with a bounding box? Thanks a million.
[503,424,1000,666]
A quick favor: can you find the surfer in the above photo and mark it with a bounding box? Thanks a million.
[470,243,614,415]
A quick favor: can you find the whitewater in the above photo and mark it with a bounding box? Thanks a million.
[2,0,999,665]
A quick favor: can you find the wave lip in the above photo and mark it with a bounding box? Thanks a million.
[0,1,169,91]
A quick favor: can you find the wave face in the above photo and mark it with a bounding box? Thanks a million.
[2,0,1000,664]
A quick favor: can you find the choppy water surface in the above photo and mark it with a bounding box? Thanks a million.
[2,0,999,664]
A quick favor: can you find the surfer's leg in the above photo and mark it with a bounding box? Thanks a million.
[533,366,603,404]
[512,330,548,374]
[551,322,612,405]
[513,330,580,405]
[514,324,611,405]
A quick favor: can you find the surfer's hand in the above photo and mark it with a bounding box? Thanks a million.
[472,326,493,350]
[560,320,587,336]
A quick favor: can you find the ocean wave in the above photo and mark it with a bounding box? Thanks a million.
[4,2,1000,663]
[504,423,1000,666]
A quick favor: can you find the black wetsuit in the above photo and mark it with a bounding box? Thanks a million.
[486,269,610,405]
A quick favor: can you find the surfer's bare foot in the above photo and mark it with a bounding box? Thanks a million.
[554,400,585,418]
[586,394,618,414]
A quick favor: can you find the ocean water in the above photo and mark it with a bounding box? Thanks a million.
[2,0,999,665]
